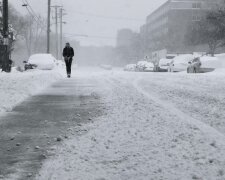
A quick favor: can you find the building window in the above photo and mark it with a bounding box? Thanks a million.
[192,15,201,21]
[192,2,201,9]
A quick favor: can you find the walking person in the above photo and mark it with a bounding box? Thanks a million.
[63,42,74,78]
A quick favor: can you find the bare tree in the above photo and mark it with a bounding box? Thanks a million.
[185,9,225,56]
[20,15,46,56]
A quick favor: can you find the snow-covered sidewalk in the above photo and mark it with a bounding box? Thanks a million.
[36,69,225,180]
[0,68,63,114]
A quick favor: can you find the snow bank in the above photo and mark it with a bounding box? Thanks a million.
[200,56,222,69]
[215,54,225,68]
[0,69,62,114]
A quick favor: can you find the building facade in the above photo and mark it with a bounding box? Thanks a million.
[140,0,222,54]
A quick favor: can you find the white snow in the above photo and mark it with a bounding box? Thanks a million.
[200,56,222,69]
[36,68,225,180]
[159,58,173,66]
[137,61,154,68]
[28,54,57,70]
[215,54,225,68]
[0,68,63,115]
[173,54,194,63]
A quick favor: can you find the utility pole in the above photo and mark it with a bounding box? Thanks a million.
[51,5,62,60]
[60,8,63,60]
[55,6,58,59]
[2,0,10,72]
[59,8,66,60]
[2,0,9,72]
[47,0,51,54]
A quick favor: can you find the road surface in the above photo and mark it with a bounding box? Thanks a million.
[1,68,225,180]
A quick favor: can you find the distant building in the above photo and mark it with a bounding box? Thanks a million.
[116,28,143,65]
[116,29,134,47]
[140,0,223,54]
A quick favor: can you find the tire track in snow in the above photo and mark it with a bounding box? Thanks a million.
[133,77,225,145]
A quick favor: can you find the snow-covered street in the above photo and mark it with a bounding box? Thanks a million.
[32,68,225,180]
[1,68,225,179]
[1,0,225,178]
[3,0,225,179]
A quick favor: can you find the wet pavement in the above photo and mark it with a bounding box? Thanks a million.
[0,77,104,180]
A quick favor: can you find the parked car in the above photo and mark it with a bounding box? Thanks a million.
[144,62,154,72]
[124,64,137,71]
[187,56,222,73]
[159,58,173,72]
[25,54,56,70]
[169,54,194,72]
[136,61,154,72]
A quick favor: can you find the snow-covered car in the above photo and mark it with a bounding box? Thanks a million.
[124,64,137,71]
[159,58,173,72]
[144,62,154,72]
[136,61,154,72]
[169,54,194,72]
[27,54,57,70]
[187,56,222,73]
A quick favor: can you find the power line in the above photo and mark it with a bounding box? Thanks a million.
[24,0,38,19]
[64,33,117,40]
[64,33,136,43]
[68,11,145,22]
[21,0,46,28]
[47,0,51,53]
[21,0,38,20]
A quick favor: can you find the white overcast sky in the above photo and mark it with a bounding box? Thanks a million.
[10,0,166,46]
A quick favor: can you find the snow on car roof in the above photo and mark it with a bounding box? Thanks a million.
[173,54,194,63]
[159,58,173,64]
[29,54,56,59]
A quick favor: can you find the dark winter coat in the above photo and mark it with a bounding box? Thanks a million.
[63,47,74,58]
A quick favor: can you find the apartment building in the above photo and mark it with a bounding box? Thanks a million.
[140,0,222,54]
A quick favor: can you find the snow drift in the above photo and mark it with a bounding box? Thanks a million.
[0,69,62,115]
